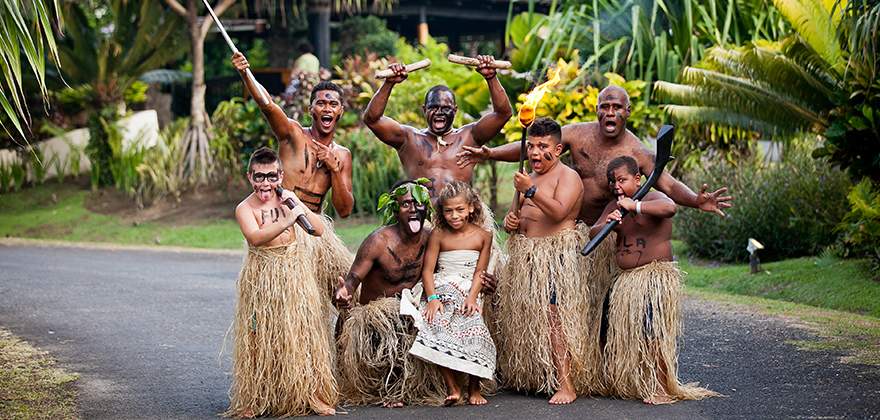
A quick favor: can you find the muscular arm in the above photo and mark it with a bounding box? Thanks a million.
[470,77,513,145]
[235,204,293,247]
[235,55,305,149]
[528,171,582,223]
[363,81,408,148]
[637,147,731,214]
[639,191,677,219]
[329,148,354,217]
[300,203,325,237]
[342,233,380,293]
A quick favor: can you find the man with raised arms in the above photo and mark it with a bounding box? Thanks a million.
[363,55,512,198]
[232,52,354,299]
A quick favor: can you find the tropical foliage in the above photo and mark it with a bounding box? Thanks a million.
[655,0,880,182]
[337,16,398,58]
[835,178,880,270]
[0,0,62,142]
[336,127,403,216]
[677,140,851,262]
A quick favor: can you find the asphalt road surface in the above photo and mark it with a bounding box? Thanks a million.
[1,243,878,419]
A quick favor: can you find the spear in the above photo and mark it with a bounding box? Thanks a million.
[201,0,270,106]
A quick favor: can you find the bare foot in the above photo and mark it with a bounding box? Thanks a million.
[239,408,255,418]
[644,394,676,405]
[311,396,336,416]
[383,401,404,408]
[468,392,488,405]
[549,388,577,405]
[444,387,461,406]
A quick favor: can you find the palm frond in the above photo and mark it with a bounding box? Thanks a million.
[661,104,808,135]
[772,0,846,74]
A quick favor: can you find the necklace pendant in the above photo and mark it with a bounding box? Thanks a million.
[438,136,447,147]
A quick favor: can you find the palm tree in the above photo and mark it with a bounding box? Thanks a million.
[654,0,879,181]
[0,0,62,143]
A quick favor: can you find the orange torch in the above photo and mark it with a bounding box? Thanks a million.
[511,68,561,212]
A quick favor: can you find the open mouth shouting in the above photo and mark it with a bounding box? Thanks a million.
[318,114,335,131]
[406,214,424,234]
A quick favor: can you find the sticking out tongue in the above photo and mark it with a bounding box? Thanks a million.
[258,189,273,201]
[408,220,422,233]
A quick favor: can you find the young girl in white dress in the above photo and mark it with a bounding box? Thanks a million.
[400,180,497,406]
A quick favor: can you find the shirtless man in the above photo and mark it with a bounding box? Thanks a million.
[590,156,717,404]
[232,52,354,216]
[363,55,512,197]
[227,147,336,417]
[232,52,355,298]
[333,180,497,407]
[495,118,592,404]
[456,85,732,223]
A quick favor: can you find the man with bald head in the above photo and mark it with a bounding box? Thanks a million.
[363,56,513,198]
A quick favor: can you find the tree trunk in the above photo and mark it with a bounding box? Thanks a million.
[180,0,212,184]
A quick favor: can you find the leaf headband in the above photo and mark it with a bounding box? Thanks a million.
[376,178,434,225]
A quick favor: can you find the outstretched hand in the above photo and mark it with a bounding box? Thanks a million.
[456,145,491,168]
[697,184,733,217]
[231,52,249,72]
[384,63,408,84]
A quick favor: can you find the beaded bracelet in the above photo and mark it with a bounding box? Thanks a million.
[427,294,440,302]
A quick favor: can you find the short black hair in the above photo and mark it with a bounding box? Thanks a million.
[527,117,562,143]
[310,81,345,104]
[297,41,313,54]
[606,155,639,184]
[248,147,280,171]
[424,85,455,105]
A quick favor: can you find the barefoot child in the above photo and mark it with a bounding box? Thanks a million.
[225,147,337,417]
[400,181,496,406]
[591,156,718,404]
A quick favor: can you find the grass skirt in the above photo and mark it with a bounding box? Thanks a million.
[337,297,447,406]
[225,244,337,417]
[603,260,718,401]
[297,214,354,301]
[494,227,603,395]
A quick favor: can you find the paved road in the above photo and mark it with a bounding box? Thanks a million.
[1,244,878,419]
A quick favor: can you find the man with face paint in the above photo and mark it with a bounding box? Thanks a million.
[227,147,337,417]
[232,52,354,301]
[332,180,447,407]
[590,156,717,404]
[363,55,512,198]
[495,118,597,405]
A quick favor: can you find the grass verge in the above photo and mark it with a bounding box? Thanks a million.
[0,328,78,419]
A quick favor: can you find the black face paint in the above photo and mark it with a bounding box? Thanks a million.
[543,152,553,161]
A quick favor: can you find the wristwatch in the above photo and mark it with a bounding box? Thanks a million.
[524,185,537,199]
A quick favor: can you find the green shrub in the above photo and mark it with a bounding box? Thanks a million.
[0,160,13,192]
[136,118,188,206]
[26,148,48,185]
[835,178,880,270]
[212,98,277,174]
[677,140,851,262]
[338,16,398,58]
[336,127,403,215]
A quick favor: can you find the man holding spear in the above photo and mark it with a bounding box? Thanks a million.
[230,53,355,301]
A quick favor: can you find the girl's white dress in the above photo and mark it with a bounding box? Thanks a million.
[400,250,497,379]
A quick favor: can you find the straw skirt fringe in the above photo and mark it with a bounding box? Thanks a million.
[297,215,354,301]
[225,244,337,417]
[604,260,718,401]
[494,226,603,395]
[337,297,447,406]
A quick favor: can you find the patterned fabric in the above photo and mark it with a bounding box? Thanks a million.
[400,250,497,379]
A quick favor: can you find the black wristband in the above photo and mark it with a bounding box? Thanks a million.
[524,185,537,199]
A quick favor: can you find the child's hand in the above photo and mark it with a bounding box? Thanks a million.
[617,196,637,212]
[425,299,444,323]
[503,212,520,232]
[463,296,482,316]
[606,209,623,224]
